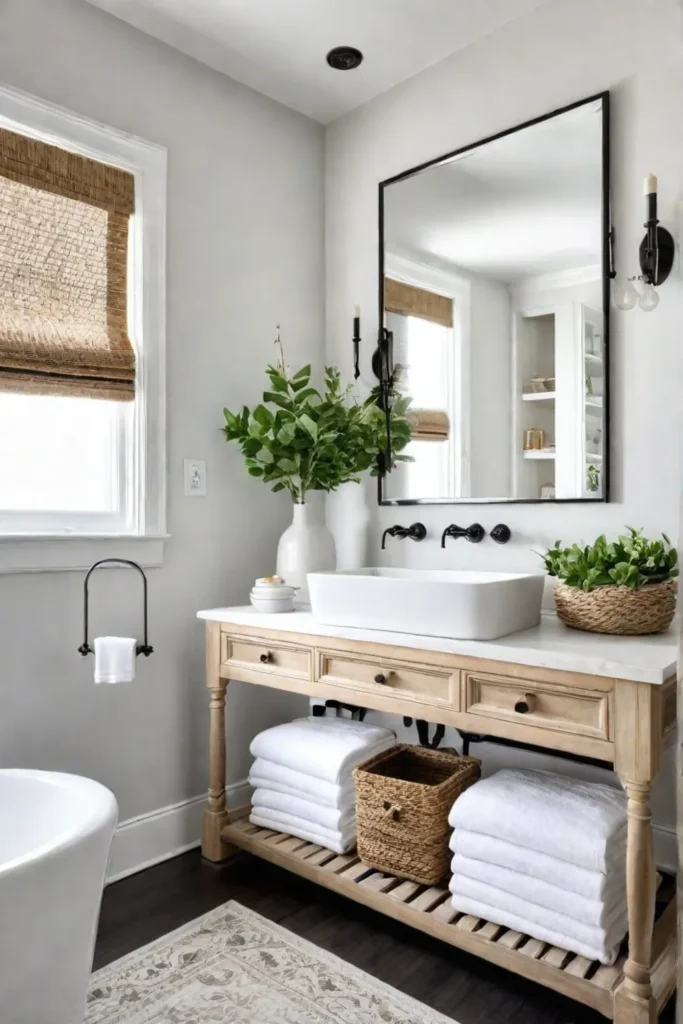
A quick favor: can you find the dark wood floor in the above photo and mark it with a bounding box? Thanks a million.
[95,850,675,1024]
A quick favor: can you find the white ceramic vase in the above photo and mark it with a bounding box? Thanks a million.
[276,501,336,600]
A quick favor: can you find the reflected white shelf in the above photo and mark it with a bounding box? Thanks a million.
[522,391,556,402]
[585,353,603,369]
[586,453,603,464]
[523,450,556,460]
[585,396,603,409]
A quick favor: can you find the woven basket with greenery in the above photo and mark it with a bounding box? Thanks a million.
[353,745,481,886]
[544,528,678,636]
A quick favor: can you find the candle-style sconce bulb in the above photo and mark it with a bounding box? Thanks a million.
[639,174,674,287]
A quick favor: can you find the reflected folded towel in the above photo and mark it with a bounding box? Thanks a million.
[249,810,355,855]
[250,758,355,809]
[449,769,627,872]
[449,875,628,965]
[94,637,136,684]
[250,717,396,784]
[252,789,355,833]
[450,829,624,901]
[450,852,625,928]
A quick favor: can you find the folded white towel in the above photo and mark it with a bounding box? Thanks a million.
[250,717,396,784]
[450,852,625,928]
[448,891,623,966]
[249,810,355,855]
[250,758,355,809]
[252,789,355,833]
[449,769,627,872]
[449,875,628,965]
[450,830,624,902]
[94,636,136,684]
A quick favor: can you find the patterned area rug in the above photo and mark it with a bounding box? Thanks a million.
[85,900,456,1023]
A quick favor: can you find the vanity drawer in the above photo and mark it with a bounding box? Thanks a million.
[316,649,456,706]
[222,635,311,680]
[463,672,611,742]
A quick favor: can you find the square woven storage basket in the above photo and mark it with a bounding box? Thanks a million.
[353,744,481,886]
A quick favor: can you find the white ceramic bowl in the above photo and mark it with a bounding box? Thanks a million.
[249,591,295,613]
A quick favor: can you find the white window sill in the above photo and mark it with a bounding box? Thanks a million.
[0,534,169,574]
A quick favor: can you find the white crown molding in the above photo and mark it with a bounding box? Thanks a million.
[511,263,602,299]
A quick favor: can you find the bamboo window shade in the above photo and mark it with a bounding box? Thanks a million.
[384,277,453,329]
[0,128,136,401]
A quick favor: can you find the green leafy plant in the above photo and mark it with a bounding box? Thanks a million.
[542,528,678,592]
[222,343,413,503]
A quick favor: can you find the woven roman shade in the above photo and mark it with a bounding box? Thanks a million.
[0,128,136,401]
[384,278,453,329]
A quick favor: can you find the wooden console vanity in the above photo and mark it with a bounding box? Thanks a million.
[197,607,678,1023]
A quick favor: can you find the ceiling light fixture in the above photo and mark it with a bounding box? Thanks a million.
[326,46,364,71]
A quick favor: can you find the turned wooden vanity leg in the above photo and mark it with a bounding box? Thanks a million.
[201,621,236,862]
[613,780,657,1023]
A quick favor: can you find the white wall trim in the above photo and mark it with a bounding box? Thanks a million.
[0,534,168,574]
[653,822,677,874]
[511,263,602,300]
[106,780,252,884]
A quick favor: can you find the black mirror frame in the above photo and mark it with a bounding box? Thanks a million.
[377,91,611,506]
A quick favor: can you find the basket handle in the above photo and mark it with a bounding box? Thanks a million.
[382,801,401,822]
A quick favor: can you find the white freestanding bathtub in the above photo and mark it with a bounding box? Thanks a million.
[0,770,118,1024]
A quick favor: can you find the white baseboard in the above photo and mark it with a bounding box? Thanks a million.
[653,822,677,874]
[106,779,251,884]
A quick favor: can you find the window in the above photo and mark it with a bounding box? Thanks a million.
[0,84,166,571]
[383,255,471,501]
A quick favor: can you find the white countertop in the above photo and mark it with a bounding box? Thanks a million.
[197,606,679,685]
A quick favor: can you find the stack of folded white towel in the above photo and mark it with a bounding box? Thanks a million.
[448,768,629,965]
[249,716,396,855]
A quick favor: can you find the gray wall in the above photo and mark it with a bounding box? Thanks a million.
[324,0,683,863]
[0,0,320,820]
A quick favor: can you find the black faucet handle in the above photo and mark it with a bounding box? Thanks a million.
[407,523,427,542]
[491,524,512,545]
[466,523,485,543]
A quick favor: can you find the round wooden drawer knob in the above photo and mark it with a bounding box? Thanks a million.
[259,652,272,664]
[515,693,537,714]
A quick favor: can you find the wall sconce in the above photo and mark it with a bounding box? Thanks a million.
[613,175,674,312]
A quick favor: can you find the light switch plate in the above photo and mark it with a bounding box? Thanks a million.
[183,458,206,497]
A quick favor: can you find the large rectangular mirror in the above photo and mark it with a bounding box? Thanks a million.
[379,93,610,504]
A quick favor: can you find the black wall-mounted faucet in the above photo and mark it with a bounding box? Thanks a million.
[441,523,485,548]
[382,522,427,550]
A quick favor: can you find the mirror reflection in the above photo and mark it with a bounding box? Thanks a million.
[380,95,608,504]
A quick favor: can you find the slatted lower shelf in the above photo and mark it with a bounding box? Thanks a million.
[222,811,671,1020]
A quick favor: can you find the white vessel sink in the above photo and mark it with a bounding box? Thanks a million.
[307,567,545,641]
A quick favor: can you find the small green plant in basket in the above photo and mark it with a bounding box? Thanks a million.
[542,528,678,592]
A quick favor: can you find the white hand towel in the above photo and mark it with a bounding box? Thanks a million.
[94,637,137,684]
[449,875,628,964]
[449,769,627,872]
[448,891,623,966]
[249,810,356,855]
[252,789,355,833]
[450,852,625,928]
[450,829,624,902]
[250,758,355,809]
[250,717,396,784]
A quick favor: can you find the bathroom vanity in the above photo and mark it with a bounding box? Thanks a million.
[197,606,677,1024]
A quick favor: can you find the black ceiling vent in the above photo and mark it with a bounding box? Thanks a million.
[326,46,364,71]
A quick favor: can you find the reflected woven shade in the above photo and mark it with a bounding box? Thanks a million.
[384,277,453,328]
[0,128,136,401]
[407,409,450,441]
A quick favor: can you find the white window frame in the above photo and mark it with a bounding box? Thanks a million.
[0,83,167,572]
[385,252,471,498]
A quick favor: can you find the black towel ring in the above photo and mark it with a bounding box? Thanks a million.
[78,558,153,658]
